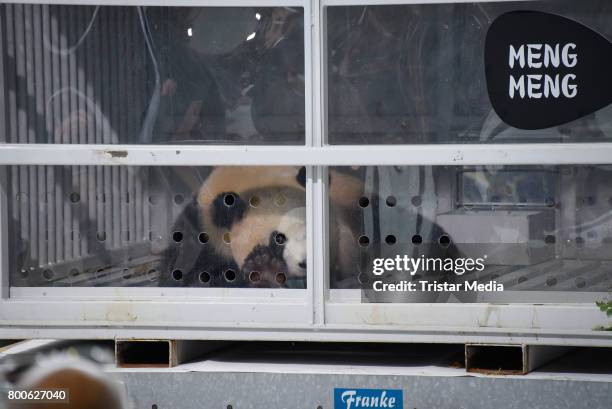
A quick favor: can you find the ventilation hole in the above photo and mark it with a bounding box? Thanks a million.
[122,268,132,280]
[97,193,106,203]
[587,196,596,206]
[198,232,209,244]
[358,197,370,208]
[224,269,236,282]
[575,236,585,247]
[518,276,528,284]
[124,231,131,242]
[71,231,79,241]
[411,195,422,207]
[172,231,183,243]
[317,406,323,409]
[174,194,184,205]
[69,268,79,277]
[546,277,558,287]
[358,235,370,247]
[545,235,556,245]
[42,269,54,281]
[438,234,451,247]
[125,192,130,203]
[275,232,287,245]
[357,272,370,284]
[385,235,396,245]
[152,405,158,409]
[249,271,261,282]
[385,196,397,207]
[199,271,211,284]
[275,272,287,285]
[44,230,49,241]
[275,193,286,206]
[226,405,232,409]
[412,234,423,245]
[69,192,80,203]
[222,232,231,244]
[149,195,158,205]
[298,260,307,269]
[96,231,106,242]
[172,269,183,281]
[19,269,28,279]
[249,195,261,208]
[224,193,236,207]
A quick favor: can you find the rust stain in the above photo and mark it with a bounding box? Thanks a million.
[106,150,128,158]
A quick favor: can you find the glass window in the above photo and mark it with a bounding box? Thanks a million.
[329,166,612,302]
[8,165,307,288]
[326,1,612,144]
[0,4,305,144]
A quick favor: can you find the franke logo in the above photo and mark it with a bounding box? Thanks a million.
[334,388,403,409]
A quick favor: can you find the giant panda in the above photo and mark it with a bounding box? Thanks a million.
[159,166,363,288]
[10,354,124,409]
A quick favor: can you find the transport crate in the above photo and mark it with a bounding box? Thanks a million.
[0,0,611,347]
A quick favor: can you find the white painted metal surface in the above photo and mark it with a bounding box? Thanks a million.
[2,143,612,166]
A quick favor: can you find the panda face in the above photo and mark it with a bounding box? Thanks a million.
[208,186,306,287]
[275,207,307,277]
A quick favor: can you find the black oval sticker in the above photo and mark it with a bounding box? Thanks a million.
[485,10,612,130]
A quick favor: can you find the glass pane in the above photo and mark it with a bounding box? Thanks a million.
[0,4,305,144]
[327,1,612,144]
[7,166,307,288]
[329,166,612,303]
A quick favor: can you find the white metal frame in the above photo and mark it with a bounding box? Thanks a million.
[0,0,611,346]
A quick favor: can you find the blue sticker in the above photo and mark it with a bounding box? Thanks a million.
[334,388,403,409]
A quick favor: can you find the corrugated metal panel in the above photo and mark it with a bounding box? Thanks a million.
[1,4,154,281]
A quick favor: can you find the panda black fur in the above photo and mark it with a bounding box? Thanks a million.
[159,166,363,288]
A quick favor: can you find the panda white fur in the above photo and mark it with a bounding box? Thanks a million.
[159,166,363,288]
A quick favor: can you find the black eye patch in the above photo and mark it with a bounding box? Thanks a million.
[212,191,246,228]
[269,230,287,259]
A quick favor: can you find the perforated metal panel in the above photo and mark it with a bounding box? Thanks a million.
[7,166,306,289]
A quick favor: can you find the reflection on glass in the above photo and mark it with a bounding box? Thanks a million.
[330,166,612,302]
[0,5,304,144]
[327,1,612,144]
[8,166,307,288]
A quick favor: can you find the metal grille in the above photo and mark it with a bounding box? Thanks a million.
[0,4,156,281]
[8,165,153,285]
[0,4,155,144]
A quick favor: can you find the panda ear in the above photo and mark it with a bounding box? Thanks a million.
[296,167,306,188]
[212,192,247,229]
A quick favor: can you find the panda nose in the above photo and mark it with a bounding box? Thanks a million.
[298,260,307,269]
